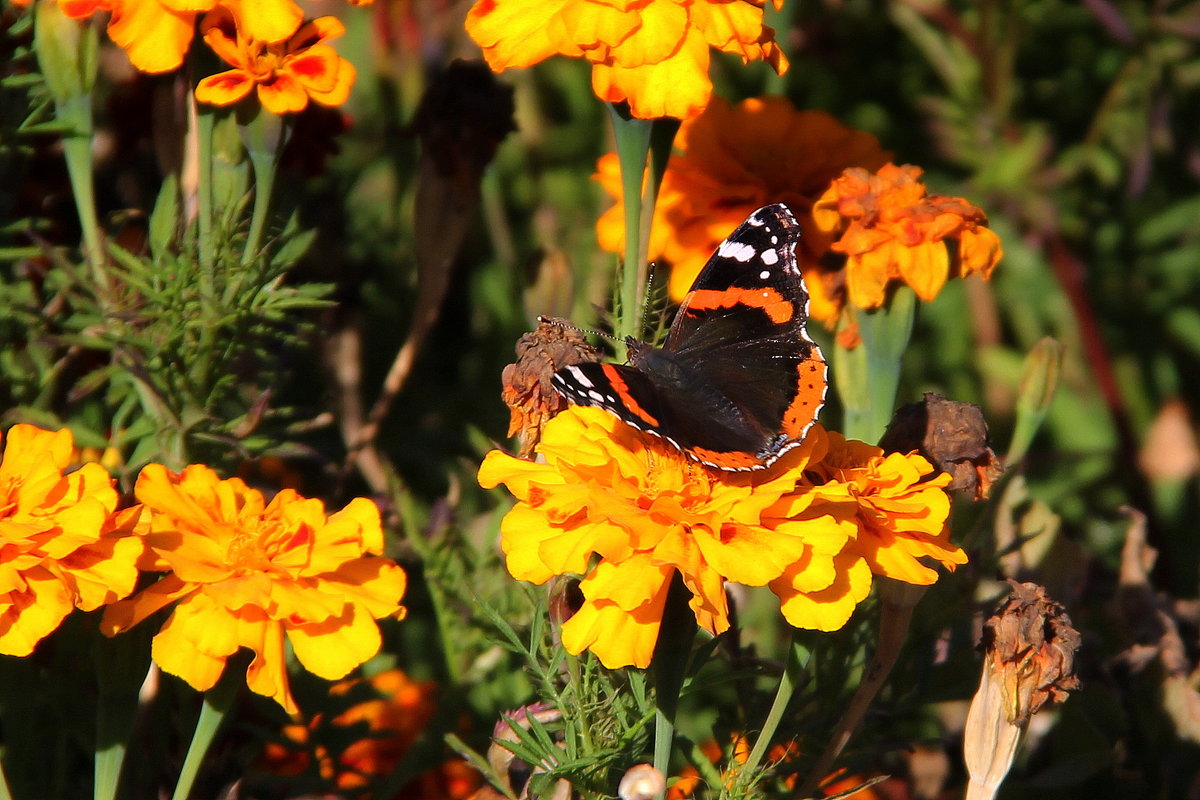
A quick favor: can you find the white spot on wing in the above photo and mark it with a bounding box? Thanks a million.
[718,240,757,262]
[759,270,771,280]
[760,248,779,266]
[567,366,593,388]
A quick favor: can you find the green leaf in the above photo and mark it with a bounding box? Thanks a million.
[149,174,180,261]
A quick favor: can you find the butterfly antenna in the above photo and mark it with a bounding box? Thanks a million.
[537,315,623,344]
[638,264,658,337]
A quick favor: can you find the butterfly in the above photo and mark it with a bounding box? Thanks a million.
[551,203,827,471]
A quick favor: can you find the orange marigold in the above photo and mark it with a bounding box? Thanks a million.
[259,669,480,799]
[465,0,788,120]
[812,163,1004,311]
[16,0,307,74]
[195,7,356,114]
[595,96,891,321]
[100,464,406,714]
[478,406,961,669]
[0,425,143,656]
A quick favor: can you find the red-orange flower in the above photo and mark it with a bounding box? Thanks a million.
[812,163,1003,310]
[596,96,891,321]
[466,0,788,120]
[259,669,481,799]
[0,425,143,656]
[101,464,406,714]
[195,7,356,114]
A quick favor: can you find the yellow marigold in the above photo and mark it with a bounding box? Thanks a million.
[465,0,788,120]
[0,424,143,656]
[195,8,356,114]
[812,163,1003,310]
[595,96,891,321]
[478,406,960,668]
[100,464,406,714]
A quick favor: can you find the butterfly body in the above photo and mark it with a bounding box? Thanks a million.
[552,203,827,471]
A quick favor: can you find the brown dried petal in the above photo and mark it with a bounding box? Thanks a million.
[979,580,1081,726]
[502,318,600,457]
[880,393,1004,500]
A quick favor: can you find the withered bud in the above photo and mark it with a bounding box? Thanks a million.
[617,764,666,800]
[980,579,1081,726]
[502,317,600,457]
[964,581,1080,800]
[879,393,1003,500]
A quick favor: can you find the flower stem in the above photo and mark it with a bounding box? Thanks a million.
[737,637,810,782]
[94,628,152,800]
[650,575,695,797]
[195,104,216,273]
[834,286,917,443]
[171,673,239,800]
[606,104,653,343]
[238,109,286,266]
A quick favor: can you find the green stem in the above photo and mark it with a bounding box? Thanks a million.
[651,575,695,797]
[242,146,276,266]
[171,674,239,800]
[196,106,216,274]
[606,104,653,343]
[636,119,679,293]
[58,99,107,294]
[738,637,810,781]
[94,627,152,800]
[834,286,918,443]
[0,759,12,800]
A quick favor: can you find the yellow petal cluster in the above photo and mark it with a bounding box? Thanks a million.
[466,0,788,120]
[101,464,406,713]
[479,407,963,669]
[0,425,143,656]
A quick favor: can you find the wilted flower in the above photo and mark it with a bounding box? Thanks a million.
[101,463,406,713]
[0,424,143,656]
[466,0,788,120]
[478,407,961,668]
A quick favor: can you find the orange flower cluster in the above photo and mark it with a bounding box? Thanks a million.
[0,421,405,714]
[596,96,892,319]
[0,425,142,656]
[813,163,1003,311]
[478,407,963,669]
[260,669,480,799]
[466,0,788,120]
[101,463,407,714]
[20,0,358,113]
[596,97,1003,326]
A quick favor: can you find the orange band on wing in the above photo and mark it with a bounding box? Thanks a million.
[684,288,794,324]
[781,354,828,438]
[688,446,762,470]
[602,364,660,427]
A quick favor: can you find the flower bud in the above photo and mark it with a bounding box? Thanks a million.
[618,763,666,800]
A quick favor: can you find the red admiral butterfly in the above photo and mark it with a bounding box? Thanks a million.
[552,203,827,471]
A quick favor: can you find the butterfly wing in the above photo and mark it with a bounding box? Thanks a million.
[648,204,827,467]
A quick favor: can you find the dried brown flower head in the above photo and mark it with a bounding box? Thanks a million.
[880,393,1003,500]
[501,317,600,457]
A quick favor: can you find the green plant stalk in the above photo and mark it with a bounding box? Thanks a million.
[651,575,695,798]
[635,118,679,297]
[171,673,239,800]
[239,110,285,266]
[606,104,653,343]
[736,637,810,783]
[196,106,216,274]
[834,287,917,443]
[58,99,108,294]
[93,628,151,800]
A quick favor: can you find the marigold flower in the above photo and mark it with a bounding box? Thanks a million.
[100,463,406,714]
[812,163,1003,310]
[259,669,480,798]
[478,406,960,668]
[0,425,143,656]
[195,7,356,114]
[466,0,788,120]
[595,96,891,320]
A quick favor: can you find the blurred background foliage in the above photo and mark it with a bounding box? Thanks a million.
[3,0,1200,798]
